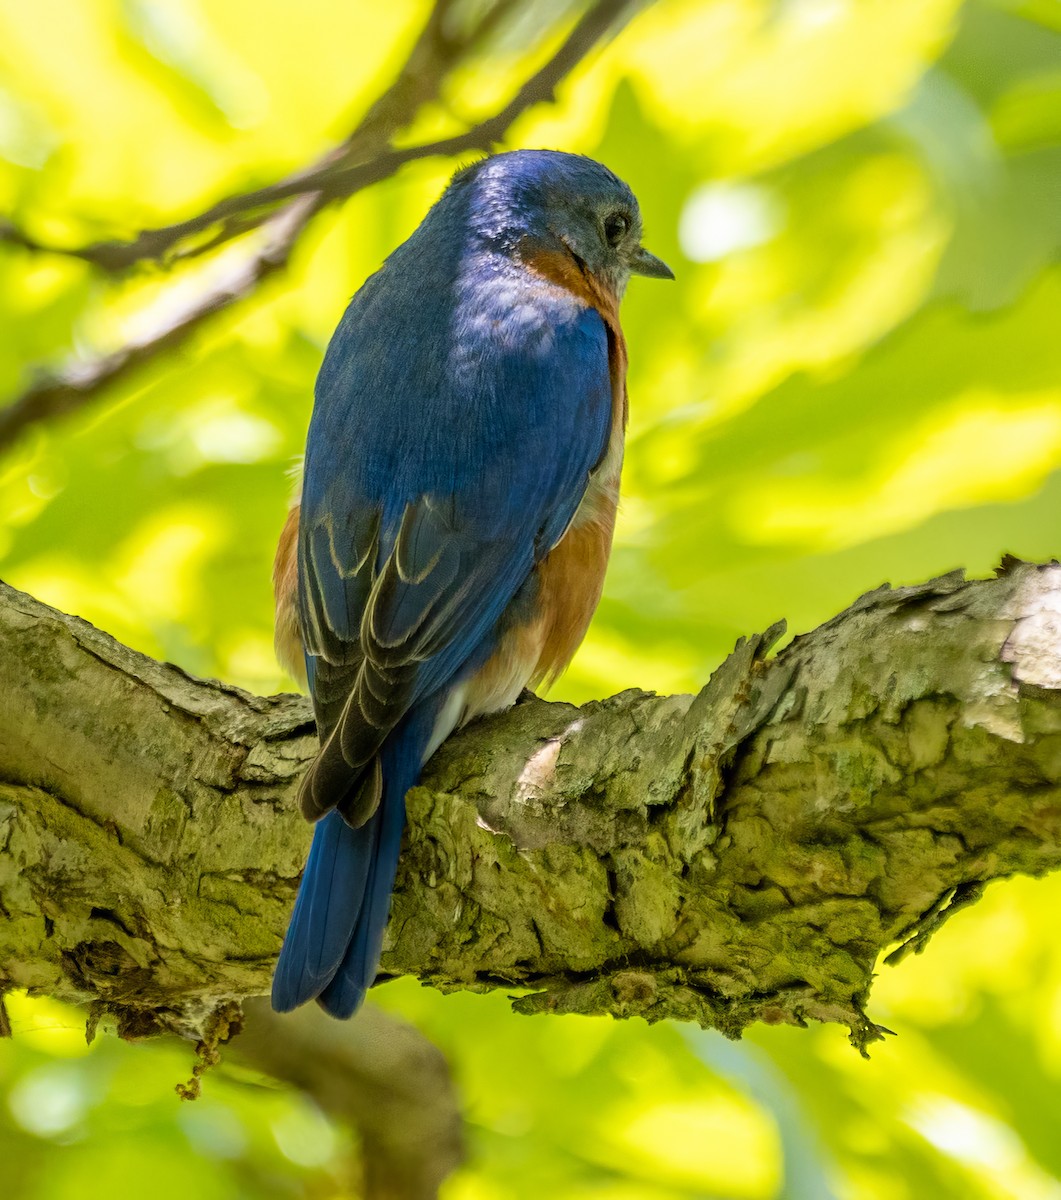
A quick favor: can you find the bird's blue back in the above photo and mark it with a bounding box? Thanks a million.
[272,153,620,1016]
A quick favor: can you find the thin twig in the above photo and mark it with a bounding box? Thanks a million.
[0,0,614,273]
[0,196,319,450]
[0,0,473,269]
[0,0,634,453]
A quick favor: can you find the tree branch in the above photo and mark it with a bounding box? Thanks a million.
[0,0,517,272]
[236,1000,464,1199]
[0,0,636,454]
[3,561,1061,1051]
[1,0,636,267]
[0,195,320,451]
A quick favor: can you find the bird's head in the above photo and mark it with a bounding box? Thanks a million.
[449,149,673,298]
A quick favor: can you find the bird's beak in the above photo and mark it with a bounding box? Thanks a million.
[629,245,675,280]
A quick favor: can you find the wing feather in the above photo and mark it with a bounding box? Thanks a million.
[296,280,614,828]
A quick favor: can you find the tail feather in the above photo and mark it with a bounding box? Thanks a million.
[271,707,434,1017]
[317,784,406,1017]
[271,810,374,1011]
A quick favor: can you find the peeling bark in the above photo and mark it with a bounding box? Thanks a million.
[2,563,1061,1049]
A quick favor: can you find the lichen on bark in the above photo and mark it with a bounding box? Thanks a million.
[2,561,1061,1047]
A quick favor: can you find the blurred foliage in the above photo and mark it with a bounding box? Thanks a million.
[1,0,1060,1197]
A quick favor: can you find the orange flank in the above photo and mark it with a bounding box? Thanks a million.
[273,503,305,687]
[532,504,616,685]
[460,606,547,719]
[462,495,617,718]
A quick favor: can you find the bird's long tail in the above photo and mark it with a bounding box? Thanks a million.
[271,709,433,1018]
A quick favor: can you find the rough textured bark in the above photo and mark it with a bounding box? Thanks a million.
[2,562,1060,1050]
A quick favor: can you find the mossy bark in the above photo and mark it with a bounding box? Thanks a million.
[2,562,1060,1046]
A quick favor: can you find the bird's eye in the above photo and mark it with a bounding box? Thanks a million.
[603,211,629,247]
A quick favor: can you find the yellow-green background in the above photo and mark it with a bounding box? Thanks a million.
[2,0,1060,1196]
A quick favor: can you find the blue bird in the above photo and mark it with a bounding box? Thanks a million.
[271,149,673,1017]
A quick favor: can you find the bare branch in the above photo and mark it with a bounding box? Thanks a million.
[0,195,320,449]
[0,0,635,454]
[3,562,1061,1053]
[0,0,630,273]
[237,1000,464,1200]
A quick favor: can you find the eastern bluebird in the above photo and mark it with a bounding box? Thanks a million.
[271,149,672,1017]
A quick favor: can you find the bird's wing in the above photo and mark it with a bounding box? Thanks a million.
[296,299,614,825]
